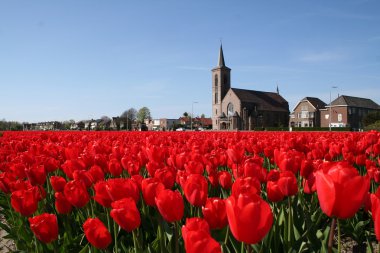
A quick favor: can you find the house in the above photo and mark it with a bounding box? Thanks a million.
[160,118,179,131]
[23,121,63,131]
[290,97,326,128]
[212,45,289,130]
[320,95,380,129]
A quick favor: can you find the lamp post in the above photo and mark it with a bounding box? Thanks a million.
[191,101,198,131]
[329,86,338,131]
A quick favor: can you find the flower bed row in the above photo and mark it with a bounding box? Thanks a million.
[0,130,379,252]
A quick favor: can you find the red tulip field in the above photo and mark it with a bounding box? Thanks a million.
[1,130,380,252]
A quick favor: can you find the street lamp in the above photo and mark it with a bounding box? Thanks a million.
[329,86,338,131]
[191,101,198,131]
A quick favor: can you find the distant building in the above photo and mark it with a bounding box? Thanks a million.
[290,97,326,128]
[320,95,380,129]
[160,118,179,130]
[23,121,63,131]
[212,45,289,130]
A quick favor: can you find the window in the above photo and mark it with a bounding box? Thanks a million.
[215,92,218,103]
[227,103,234,117]
[297,113,301,118]
[309,112,314,118]
[215,75,218,87]
[301,105,307,111]
[338,114,342,122]
[325,114,329,119]
[301,111,308,118]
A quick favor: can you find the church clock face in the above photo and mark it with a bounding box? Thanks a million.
[227,103,234,117]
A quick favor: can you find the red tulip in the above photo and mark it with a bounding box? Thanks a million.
[11,186,40,216]
[231,177,261,198]
[63,180,90,208]
[108,158,123,177]
[226,193,273,244]
[50,176,67,192]
[266,181,285,202]
[110,198,141,232]
[183,174,208,207]
[93,181,113,208]
[54,192,72,214]
[155,189,184,223]
[106,178,140,203]
[154,167,176,189]
[73,170,93,188]
[25,164,46,186]
[202,198,228,230]
[29,213,58,243]
[83,218,112,249]
[371,189,380,241]
[315,161,370,219]
[277,171,298,197]
[218,171,232,189]
[182,218,221,253]
[226,144,245,164]
[88,165,105,184]
[141,178,165,207]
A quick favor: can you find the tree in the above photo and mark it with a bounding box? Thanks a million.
[137,107,151,123]
[363,111,380,127]
[121,108,137,121]
[100,116,111,130]
[200,113,206,118]
[183,112,189,117]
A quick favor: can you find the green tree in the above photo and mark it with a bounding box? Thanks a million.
[137,107,151,123]
[363,111,380,127]
[183,112,189,117]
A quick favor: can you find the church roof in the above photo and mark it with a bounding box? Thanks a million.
[231,88,289,112]
[329,95,380,109]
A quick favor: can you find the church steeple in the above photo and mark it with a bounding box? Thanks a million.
[218,44,226,67]
[212,44,231,130]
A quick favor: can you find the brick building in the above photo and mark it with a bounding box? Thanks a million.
[320,95,380,129]
[289,97,326,128]
[212,45,289,130]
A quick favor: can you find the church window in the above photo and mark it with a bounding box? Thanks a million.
[215,92,218,103]
[215,75,218,87]
[227,103,234,117]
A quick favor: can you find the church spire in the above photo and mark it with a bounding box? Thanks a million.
[218,44,226,67]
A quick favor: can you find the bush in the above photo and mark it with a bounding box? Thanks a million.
[291,127,351,132]
[364,120,380,131]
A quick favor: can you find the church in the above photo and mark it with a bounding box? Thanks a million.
[212,45,290,130]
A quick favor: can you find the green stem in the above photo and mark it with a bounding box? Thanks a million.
[113,221,119,253]
[34,237,39,253]
[328,218,336,253]
[158,216,165,253]
[224,226,230,246]
[240,241,245,253]
[174,222,179,253]
[246,243,252,253]
[288,197,293,246]
[132,229,140,253]
[337,219,341,253]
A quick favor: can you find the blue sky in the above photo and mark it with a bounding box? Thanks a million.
[1,0,379,122]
